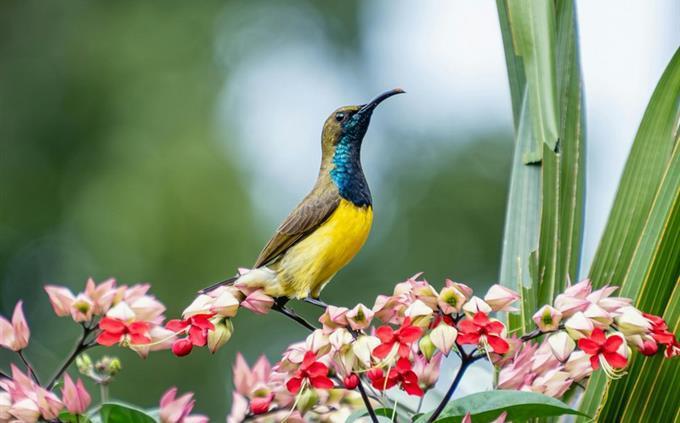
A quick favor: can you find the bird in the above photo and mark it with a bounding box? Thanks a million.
[200,88,404,318]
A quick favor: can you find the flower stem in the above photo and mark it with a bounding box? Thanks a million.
[427,345,484,423]
[357,380,379,423]
[46,324,97,390]
[17,350,40,385]
[271,302,318,332]
[100,383,109,403]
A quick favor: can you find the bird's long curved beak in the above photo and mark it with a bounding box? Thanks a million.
[359,88,405,114]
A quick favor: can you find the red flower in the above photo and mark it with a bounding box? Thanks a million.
[166,313,215,357]
[372,317,423,359]
[250,393,274,415]
[96,317,151,346]
[343,373,360,390]
[457,312,509,354]
[643,313,676,345]
[366,358,423,397]
[578,328,627,370]
[286,351,334,394]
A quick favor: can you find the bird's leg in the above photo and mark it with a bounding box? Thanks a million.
[304,296,330,309]
[272,298,317,331]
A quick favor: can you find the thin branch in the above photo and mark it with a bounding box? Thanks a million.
[271,305,318,331]
[17,350,40,385]
[357,380,379,423]
[46,324,97,390]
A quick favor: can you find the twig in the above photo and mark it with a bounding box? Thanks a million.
[271,305,318,331]
[357,380,379,423]
[46,324,98,389]
[17,350,40,385]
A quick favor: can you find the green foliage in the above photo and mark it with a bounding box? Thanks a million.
[415,390,585,422]
[99,403,156,423]
[59,411,92,423]
[496,0,585,333]
[577,47,680,423]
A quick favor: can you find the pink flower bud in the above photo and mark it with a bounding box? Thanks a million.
[305,329,330,354]
[583,303,612,329]
[564,350,593,381]
[404,300,434,328]
[615,306,651,336]
[9,398,40,422]
[564,311,593,340]
[345,303,374,330]
[547,331,575,362]
[462,296,492,316]
[484,284,520,312]
[532,368,572,398]
[0,390,10,421]
[553,294,590,317]
[250,393,273,415]
[159,388,207,423]
[182,294,215,317]
[412,352,442,390]
[563,278,592,298]
[444,279,473,300]
[532,305,562,332]
[44,286,76,317]
[210,289,241,317]
[62,374,91,415]
[240,290,274,315]
[429,323,458,355]
[0,301,30,351]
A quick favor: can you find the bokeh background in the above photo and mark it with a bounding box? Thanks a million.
[1,0,677,419]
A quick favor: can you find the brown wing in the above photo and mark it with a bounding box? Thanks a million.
[254,187,340,267]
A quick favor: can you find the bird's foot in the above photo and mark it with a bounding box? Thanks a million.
[304,296,329,309]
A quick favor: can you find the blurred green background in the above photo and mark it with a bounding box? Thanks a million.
[1,0,675,420]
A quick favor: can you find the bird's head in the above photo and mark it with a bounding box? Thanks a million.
[320,88,405,160]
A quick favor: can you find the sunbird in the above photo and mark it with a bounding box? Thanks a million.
[201,89,404,315]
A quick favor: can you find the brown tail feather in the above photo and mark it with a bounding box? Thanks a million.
[198,275,239,294]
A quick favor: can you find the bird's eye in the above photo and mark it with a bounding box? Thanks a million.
[335,112,345,122]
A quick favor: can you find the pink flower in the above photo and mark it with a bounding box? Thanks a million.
[166,314,215,357]
[563,278,592,298]
[0,301,30,351]
[44,286,76,317]
[372,317,423,359]
[61,374,91,414]
[286,351,334,394]
[412,352,443,390]
[318,306,350,330]
[84,277,117,315]
[159,387,208,423]
[438,285,467,314]
[457,312,509,354]
[345,303,374,330]
[429,322,458,355]
[532,305,562,332]
[6,364,63,421]
[484,284,520,312]
[498,342,538,390]
[239,290,274,315]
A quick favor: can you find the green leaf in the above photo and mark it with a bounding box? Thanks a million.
[506,0,558,162]
[99,403,155,423]
[578,47,680,422]
[415,390,586,423]
[59,411,92,423]
[497,0,585,335]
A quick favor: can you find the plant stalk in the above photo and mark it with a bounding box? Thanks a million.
[46,324,97,390]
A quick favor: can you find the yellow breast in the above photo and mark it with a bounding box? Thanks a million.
[274,199,373,298]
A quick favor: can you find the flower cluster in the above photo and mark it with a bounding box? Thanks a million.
[45,278,173,357]
[0,365,91,422]
[498,279,679,397]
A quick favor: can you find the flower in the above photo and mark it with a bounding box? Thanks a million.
[159,387,208,423]
[352,335,380,367]
[498,343,537,389]
[239,290,275,315]
[207,318,234,353]
[286,351,334,394]
[564,311,593,340]
[412,352,442,390]
[578,329,628,378]
[429,322,458,355]
[547,331,575,362]
[6,364,63,421]
[366,357,423,396]
[462,296,492,316]
[345,303,374,331]
[343,373,360,389]
[44,286,76,317]
[61,374,91,415]
[437,285,467,314]
[404,300,434,328]
[564,350,593,381]
[484,284,520,312]
[457,312,509,354]
[615,306,651,336]
[0,301,30,351]
[318,306,349,330]
[532,305,562,332]
[372,317,423,360]
[166,314,215,357]
[96,317,151,347]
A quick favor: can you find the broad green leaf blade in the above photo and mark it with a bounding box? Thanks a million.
[506,0,559,162]
[59,411,92,423]
[99,403,155,423]
[578,47,680,421]
[496,0,526,129]
[415,390,586,423]
[497,0,585,335]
